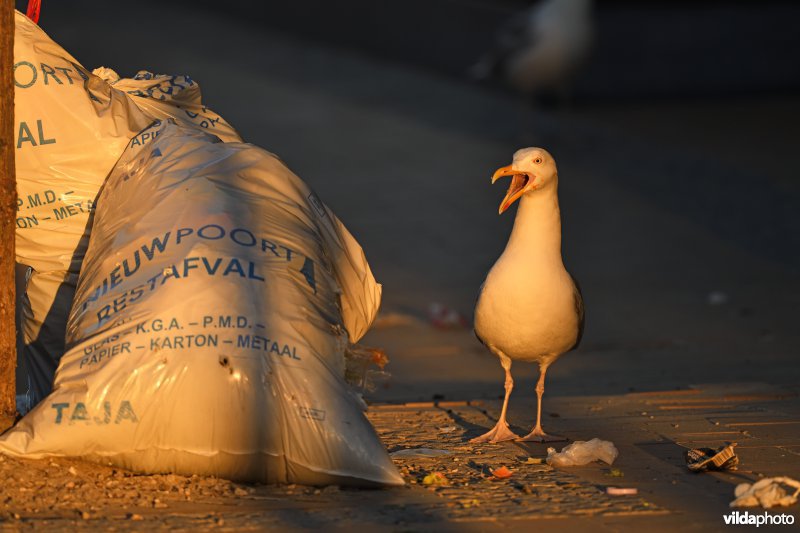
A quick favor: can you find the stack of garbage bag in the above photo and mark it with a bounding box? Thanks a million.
[8,11,400,486]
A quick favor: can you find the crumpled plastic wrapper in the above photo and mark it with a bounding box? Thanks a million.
[546,438,618,467]
[730,477,800,509]
[685,442,739,472]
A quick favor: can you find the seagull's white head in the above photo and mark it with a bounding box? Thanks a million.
[491,147,558,214]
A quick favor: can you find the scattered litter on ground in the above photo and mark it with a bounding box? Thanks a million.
[606,468,625,477]
[345,344,391,392]
[607,487,638,496]
[685,442,739,472]
[459,498,481,509]
[391,448,452,458]
[520,457,545,465]
[546,439,618,467]
[491,466,513,479]
[422,472,449,486]
[730,477,800,509]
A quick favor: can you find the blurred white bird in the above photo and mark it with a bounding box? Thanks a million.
[471,0,594,102]
[472,147,583,443]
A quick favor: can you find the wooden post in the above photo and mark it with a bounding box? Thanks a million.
[0,0,18,426]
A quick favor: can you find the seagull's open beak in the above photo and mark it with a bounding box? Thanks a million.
[492,165,536,214]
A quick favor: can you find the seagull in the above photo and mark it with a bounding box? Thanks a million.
[471,147,584,443]
[470,0,594,102]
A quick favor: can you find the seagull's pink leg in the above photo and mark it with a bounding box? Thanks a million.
[519,363,566,442]
[470,354,520,443]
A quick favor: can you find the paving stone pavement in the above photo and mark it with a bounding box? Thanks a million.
[368,402,665,521]
[363,381,798,529]
[0,383,796,530]
[205,382,799,529]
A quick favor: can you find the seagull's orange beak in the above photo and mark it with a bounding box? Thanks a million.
[492,165,535,214]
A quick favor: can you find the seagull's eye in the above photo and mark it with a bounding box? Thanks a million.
[533,157,543,164]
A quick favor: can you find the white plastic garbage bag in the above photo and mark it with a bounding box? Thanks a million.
[13,10,150,273]
[0,121,400,487]
[546,438,618,467]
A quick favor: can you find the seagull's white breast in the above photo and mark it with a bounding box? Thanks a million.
[475,254,578,365]
[474,184,579,365]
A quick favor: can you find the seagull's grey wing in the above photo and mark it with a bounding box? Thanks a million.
[473,280,488,347]
[568,273,585,351]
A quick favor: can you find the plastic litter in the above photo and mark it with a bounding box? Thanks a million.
[0,121,398,487]
[546,438,618,467]
[685,442,739,472]
[344,344,390,393]
[730,477,800,509]
[391,448,452,458]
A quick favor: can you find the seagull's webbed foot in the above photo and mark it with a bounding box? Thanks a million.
[470,421,520,444]
[517,426,567,443]
[472,355,519,443]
